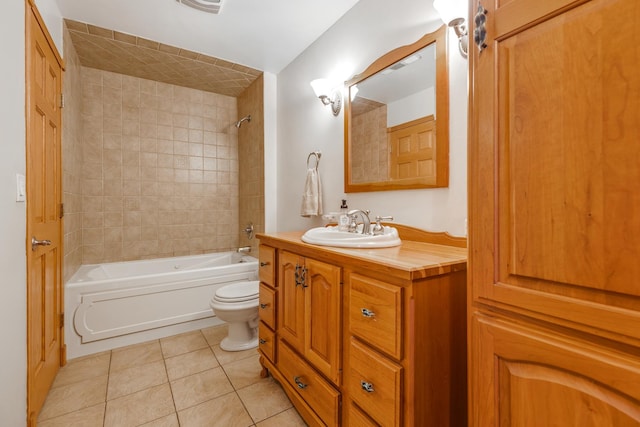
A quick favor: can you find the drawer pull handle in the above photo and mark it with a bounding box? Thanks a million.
[259,339,267,344]
[260,303,269,309]
[361,381,375,393]
[361,308,375,318]
[260,262,270,267]
[294,376,308,389]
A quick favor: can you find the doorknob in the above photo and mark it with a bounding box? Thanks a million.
[31,237,51,251]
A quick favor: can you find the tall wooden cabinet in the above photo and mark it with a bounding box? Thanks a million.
[468,0,640,425]
[257,227,467,426]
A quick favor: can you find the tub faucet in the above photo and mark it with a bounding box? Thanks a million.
[347,209,371,235]
[237,246,251,254]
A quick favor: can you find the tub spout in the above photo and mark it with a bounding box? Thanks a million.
[237,246,251,254]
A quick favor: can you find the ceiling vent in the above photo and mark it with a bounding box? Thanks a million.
[176,0,223,14]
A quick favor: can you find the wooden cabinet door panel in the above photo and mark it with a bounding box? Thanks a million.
[471,313,640,426]
[278,251,305,352]
[470,0,640,340]
[304,258,341,384]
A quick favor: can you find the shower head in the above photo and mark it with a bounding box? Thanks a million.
[235,115,251,128]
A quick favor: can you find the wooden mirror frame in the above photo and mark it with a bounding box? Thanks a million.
[344,26,449,193]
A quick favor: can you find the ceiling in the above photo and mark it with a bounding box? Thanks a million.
[55,0,362,75]
[64,19,263,97]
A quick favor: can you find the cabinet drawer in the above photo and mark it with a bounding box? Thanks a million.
[348,338,402,427]
[347,400,378,426]
[259,283,276,329]
[278,340,340,426]
[258,245,276,287]
[258,322,276,363]
[349,273,402,359]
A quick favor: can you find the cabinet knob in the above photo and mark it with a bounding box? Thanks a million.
[260,261,270,267]
[360,381,375,393]
[361,308,376,318]
[259,338,267,344]
[294,376,308,389]
[260,303,269,309]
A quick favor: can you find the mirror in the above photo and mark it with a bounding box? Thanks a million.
[344,26,449,192]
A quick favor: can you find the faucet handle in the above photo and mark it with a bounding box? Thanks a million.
[348,215,357,232]
[372,216,394,235]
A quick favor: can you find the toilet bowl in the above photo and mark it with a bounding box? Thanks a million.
[210,280,260,351]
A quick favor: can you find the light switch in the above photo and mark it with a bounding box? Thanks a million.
[16,173,25,202]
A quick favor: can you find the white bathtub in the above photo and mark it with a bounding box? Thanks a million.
[65,252,258,359]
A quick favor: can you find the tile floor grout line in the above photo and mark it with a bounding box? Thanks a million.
[39,326,305,426]
[161,344,180,426]
[103,349,113,427]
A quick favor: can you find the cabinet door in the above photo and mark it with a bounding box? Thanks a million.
[469,0,640,423]
[472,313,640,426]
[278,251,305,352]
[305,257,342,384]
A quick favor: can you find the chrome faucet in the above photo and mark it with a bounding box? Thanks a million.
[236,246,251,254]
[347,209,371,234]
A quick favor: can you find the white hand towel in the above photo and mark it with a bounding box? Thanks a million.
[300,167,323,217]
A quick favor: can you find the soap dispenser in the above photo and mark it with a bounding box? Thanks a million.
[338,199,349,231]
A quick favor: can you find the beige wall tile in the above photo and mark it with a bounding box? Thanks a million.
[71,66,245,266]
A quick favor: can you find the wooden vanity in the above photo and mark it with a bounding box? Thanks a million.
[256,225,467,426]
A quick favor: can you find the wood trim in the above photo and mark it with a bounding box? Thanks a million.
[387,115,434,133]
[391,224,467,248]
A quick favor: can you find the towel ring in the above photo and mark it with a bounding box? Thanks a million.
[307,151,321,170]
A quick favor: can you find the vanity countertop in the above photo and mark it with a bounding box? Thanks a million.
[256,230,467,283]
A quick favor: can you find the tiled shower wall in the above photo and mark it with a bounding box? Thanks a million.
[62,25,84,281]
[79,68,240,264]
[237,75,265,254]
[350,105,388,184]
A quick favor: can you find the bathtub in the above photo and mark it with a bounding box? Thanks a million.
[65,252,258,359]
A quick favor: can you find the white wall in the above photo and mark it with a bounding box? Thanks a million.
[274,0,468,236]
[0,1,27,425]
[263,71,279,233]
[35,0,64,52]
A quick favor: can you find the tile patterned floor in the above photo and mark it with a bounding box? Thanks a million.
[38,325,307,427]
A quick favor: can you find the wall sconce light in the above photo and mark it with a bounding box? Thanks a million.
[433,0,468,58]
[310,78,342,116]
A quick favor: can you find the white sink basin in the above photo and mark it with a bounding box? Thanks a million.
[301,226,401,248]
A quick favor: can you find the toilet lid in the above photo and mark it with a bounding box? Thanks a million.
[214,280,259,302]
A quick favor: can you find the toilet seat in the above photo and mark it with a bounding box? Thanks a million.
[213,281,259,303]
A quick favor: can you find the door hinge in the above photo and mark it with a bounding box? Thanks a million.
[59,203,64,218]
[59,93,65,109]
[59,313,64,328]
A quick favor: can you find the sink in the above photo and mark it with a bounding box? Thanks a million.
[301,226,401,248]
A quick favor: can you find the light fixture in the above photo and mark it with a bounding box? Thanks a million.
[310,78,342,116]
[433,0,468,58]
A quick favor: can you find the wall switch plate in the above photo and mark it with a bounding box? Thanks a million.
[16,173,26,202]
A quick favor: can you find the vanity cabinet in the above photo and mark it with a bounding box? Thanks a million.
[257,227,467,426]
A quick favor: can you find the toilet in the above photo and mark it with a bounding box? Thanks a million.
[210,280,260,351]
